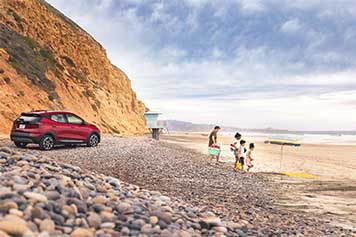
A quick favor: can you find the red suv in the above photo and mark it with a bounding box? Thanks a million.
[10,111,101,150]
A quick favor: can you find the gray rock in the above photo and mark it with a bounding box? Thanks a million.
[45,191,61,200]
[235,229,248,237]
[0,152,10,159]
[31,207,45,219]
[120,226,130,236]
[117,202,133,214]
[0,147,12,154]
[151,210,172,224]
[87,212,101,229]
[14,176,28,185]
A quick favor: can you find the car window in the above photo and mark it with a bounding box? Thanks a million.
[50,114,66,123]
[66,114,83,124]
[17,114,41,123]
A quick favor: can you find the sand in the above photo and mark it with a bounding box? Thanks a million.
[161,132,356,180]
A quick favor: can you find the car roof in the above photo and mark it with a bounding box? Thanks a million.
[24,110,74,115]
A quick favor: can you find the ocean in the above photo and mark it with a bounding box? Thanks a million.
[219,132,356,145]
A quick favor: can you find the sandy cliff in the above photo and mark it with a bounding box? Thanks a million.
[0,0,146,135]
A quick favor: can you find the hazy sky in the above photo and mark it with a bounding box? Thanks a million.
[49,0,356,130]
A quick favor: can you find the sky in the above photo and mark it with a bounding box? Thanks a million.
[49,0,356,131]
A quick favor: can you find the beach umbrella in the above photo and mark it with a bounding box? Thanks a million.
[265,136,301,178]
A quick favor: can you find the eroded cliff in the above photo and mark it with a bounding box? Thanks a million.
[0,0,146,135]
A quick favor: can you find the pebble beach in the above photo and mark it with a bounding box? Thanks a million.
[0,137,355,236]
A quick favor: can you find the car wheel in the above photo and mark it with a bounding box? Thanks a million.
[39,135,55,151]
[14,142,28,148]
[87,133,99,147]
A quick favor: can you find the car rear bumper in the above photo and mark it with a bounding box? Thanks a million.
[10,131,41,144]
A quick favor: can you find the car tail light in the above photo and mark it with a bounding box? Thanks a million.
[25,123,42,129]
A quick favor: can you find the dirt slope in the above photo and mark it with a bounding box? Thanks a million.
[0,0,146,135]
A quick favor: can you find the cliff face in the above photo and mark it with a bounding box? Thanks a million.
[0,0,146,135]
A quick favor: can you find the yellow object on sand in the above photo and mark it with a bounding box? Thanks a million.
[235,162,241,170]
[282,172,318,179]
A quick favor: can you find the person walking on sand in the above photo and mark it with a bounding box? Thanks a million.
[208,126,221,162]
[246,143,255,172]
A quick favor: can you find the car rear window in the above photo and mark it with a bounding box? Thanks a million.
[17,113,42,123]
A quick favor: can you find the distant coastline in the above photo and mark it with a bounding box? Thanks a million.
[163,120,356,136]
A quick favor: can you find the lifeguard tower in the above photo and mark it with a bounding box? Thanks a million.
[144,111,163,140]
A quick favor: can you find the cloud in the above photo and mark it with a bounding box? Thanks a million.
[48,0,356,130]
[237,0,265,14]
[280,19,302,33]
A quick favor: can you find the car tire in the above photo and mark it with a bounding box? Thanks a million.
[39,135,55,151]
[87,133,99,147]
[14,142,28,148]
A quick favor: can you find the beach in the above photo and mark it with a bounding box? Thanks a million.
[161,132,356,229]
[161,132,356,180]
[0,135,355,235]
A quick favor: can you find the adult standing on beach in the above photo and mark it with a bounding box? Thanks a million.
[209,126,221,161]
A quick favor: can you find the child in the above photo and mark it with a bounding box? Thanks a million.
[231,142,239,170]
[238,140,247,171]
[246,143,255,172]
[231,132,242,171]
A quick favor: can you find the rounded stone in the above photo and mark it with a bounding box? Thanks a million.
[151,210,172,224]
[31,207,45,219]
[9,209,23,217]
[160,229,173,237]
[39,219,55,232]
[179,230,192,237]
[0,201,18,212]
[67,199,87,213]
[45,191,61,200]
[100,222,115,229]
[93,196,106,204]
[100,211,113,222]
[132,219,146,228]
[141,224,152,234]
[14,176,28,185]
[213,226,227,233]
[87,213,101,229]
[117,203,133,214]
[24,192,48,203]
[120,227,130,236]
[152,225,161,234]
[150,216,159,225]
[62,205,77,215]
[71,228,93,237]
[0,219,28,235]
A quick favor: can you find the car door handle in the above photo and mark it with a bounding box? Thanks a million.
[71,126,75,129]
[52,125,57,128]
